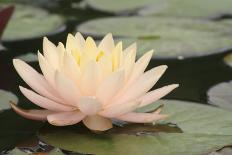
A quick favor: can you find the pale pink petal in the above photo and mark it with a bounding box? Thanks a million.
[13,59,62,103]
[139,84,179,108]
[81,61,100,96]
[96,70,124,104]
[55,71,81,106]
[43,37,59,69]
[123,42,137,56]
[75,32,85,49]
[47,111,85,126]
[57,42,65,68]
[127,50,154,85]
[98,33,114,53]
[38,52,56,87]
[116,112,168,123]
[62,51,81,86]
[82,115,112,131]
[113,65,167,105]
[77,97,102,115]
[11,103,54,121]
[100,100,140,118]
[19,86,75,112]
[66,33,79,51]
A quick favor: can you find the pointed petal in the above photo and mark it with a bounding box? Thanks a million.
[81,61,100,95]
[127,50,154,85]
[139,84,179,108]
[43,37,59,68]
[57,42,65,68]
[19,86,75,112]
[38,52,56,87]
[116,112,168,123]
[112,42,123,71]
[82,115,112,131]
[77,96,102,115]
[75,32,85,49]
[47,111,85,126]
[100,100,140,118]
[11,103,54,121]
[114,65,167,105]
[13,59,62,103]
[123,42,137,56]
[85,37,97,56]
[62,51,81,86]
[66,33,79,51]
[55,71,81,106]
[96,70,124,104]
[98,33,114,53]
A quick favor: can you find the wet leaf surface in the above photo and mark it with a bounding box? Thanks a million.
[0,4,64,41]
[77,17,232,59]
[207,81,232,111]
[0,89,18,112]
[39,100,232,155]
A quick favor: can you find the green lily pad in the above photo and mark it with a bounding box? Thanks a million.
[84,0,164,14]
[207,81,232,111]
[77,17,232,59]
[0,89,18,112]
[139,0,232,19]
[15,53,38,63]
[39,100,232,155]
[224,53,232,68]
[1,4,64,41]
[7,148,27,155]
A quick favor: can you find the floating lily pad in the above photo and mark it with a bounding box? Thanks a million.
[1,4,64,41]
[207,81,232,111]
[77,17,232,59]
[39,100,232,155]
[6,148,27,155]
[0,89,18,112]
[84,0,164,14]
[139,0,232,19]
[15,53,38,63]
[224,53,232,67]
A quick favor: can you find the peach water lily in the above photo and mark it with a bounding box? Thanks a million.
[11,33,178,131]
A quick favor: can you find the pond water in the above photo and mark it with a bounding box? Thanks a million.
[0,0,232,154]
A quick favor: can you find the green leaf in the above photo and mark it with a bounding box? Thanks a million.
[15,53,38,63]
[77,17,232,59]
[207,81,232,111]
[0,89,18,112]
[84,0,164,14]
[39,100,232,155]
[1,4,64,41]
[6,148,27,155]
[139,0,232,19]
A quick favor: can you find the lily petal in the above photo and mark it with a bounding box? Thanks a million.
[55,71,81,106]
[139,84,179,108]
[100,100,140,118]
[11,103,54,121]
[114,65,167,105]
[82,115,112,131]
[77,96,102,115]
[81,61,100,96]
[47,111,85,126]
[116,112,168,123]
[19,86,75,111]
[13,59,62,103]
[43,37,59,69]
[98,33,114,53]
[96,70,124,104]
[38,52,56,87]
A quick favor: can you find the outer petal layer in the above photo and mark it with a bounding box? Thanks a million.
[82,115,112,131]
[47,111,85,126]
[11,103,54,121]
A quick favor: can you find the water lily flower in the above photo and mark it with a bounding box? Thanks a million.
[11,33,178,131]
